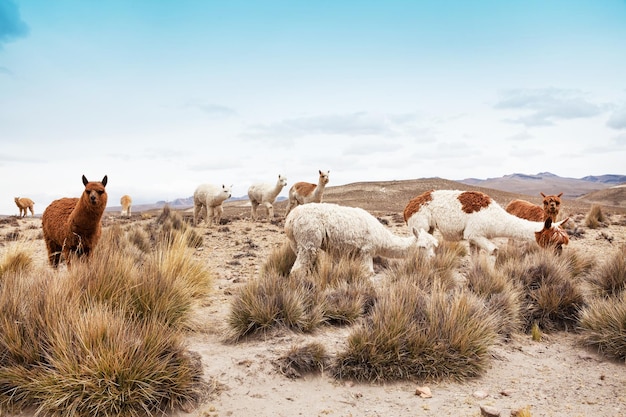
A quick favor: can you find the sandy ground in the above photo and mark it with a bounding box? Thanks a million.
[2,205,626,417]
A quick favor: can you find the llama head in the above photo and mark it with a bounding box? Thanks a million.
[221,184,233,199]
[540,192,563,217]
[318,170,330,185]
[278,174,288,187]
[81,175,108,207]
[412,227,438,258]
[534,217,569,254]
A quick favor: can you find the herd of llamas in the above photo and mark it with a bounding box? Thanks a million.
[10,170,569,269]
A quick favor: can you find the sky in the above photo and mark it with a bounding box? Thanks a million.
[1,0,626,216]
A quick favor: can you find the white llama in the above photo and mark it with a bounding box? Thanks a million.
[284,170,330,217]
[285,202,438,276]
[193,183,233,227]
[248,174,288,220]
[403,189,569,256]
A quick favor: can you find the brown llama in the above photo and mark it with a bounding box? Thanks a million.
[120,194,132,217]
[14,197,35,217]
[42,175,108,268]
[284,170,330,217]
[505,192,563,222]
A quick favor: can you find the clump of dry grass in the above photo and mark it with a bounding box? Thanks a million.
[500,251,585,333]
[260,242,297,277]
[151,205,203,248]
[275,342,331,379]
[385,242,461,292]
[585,204,607,229]
[578,291,626,361]
[229,249,374,339]
[228,272,323,338]
[333,282,499,382]
[0,244,34,278]
[465,258,522,338]
[0,223,212,416]
[586,245,626,298]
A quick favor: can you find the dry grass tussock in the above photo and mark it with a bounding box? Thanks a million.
[585,204,608,229]
[0,218,213,416]
[578,244,626,361]
[230,223,626,382]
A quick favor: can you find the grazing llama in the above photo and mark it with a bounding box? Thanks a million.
[120,194,132,217]
[403,189,569,257]
[285,202,438,276]
[193,183,232,227]
[248,174,288,220]
[42,175,108,268]
[14,197,35,217]
[505,192,563,222]
[284,170,330,217]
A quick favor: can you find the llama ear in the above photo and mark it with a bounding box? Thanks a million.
[101,175,108,187]
[82,175,88,186]
[540,192,546,197]
[544,217,553,229]
[558,192,563,197]
[556,217,569,227]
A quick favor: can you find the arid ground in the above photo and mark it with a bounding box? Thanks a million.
[2,179,625,417]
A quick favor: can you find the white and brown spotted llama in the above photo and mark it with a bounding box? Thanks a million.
[403,189,569,257]
[284,170,330,217]
[505,192,563,222]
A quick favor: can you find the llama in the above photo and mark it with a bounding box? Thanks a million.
[248,174,288,220]
[193,183,232,227]
[403,189,569,257]
[505,192,563,222]
[284,170,330,217]
[285,202,439,276]
[14,197,35,217]
[120,194,132,217]
[42,175,108,268]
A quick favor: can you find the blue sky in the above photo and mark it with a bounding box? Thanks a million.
[1,0,625,215]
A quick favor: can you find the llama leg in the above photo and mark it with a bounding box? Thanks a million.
[250,202,259,220]
[207,206,215,226]
[193,204,202,226]
[468,236,498,257]
[215,205,224,225]
[46,241,62,267]
[291,246,318,276]
[264,202,274,219]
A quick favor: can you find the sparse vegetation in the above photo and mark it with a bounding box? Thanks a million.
[586,245,626,298]
[275,342,330,378]
[0,209,213,416]
[585,204,607,229]
[500,251,585,333]
[333,283,499,382]
[579,292,626,361]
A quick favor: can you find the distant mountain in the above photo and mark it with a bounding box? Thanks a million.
[103,173,626,214]
[580,174,626,185]
[458,172,623,199]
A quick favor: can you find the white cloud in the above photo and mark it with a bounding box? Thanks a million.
[606,105,626,130]
[494,88,605,127]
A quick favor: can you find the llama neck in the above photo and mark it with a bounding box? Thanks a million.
[312,181,327,198]
[270,182,285,199]
[70,199,104,227]
[374,233,416,259]
[485,206,543,241]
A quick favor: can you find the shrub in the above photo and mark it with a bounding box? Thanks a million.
[586,245,626,298]
[501,251,585,333]
[465,258,522,338]
[333,282,498,382]
[275,342,330,378]
[585,204,607,229]
[0,225,212,416]
[579,292,626,361]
